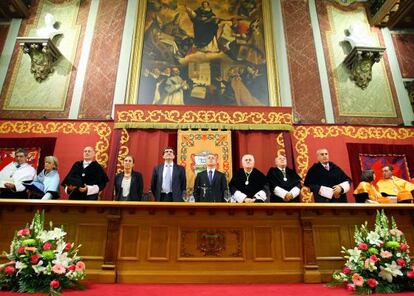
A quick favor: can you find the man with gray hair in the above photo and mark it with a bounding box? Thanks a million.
[304,148,351,203]
[229,154,267,203]
[0,148,36,198]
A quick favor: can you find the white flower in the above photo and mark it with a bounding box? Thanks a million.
[37,228,66,243]
[348,247,361,263]
[15,261,27,275]
[56,240,67,255]
[379,261,403,283]
[367,231,383,246]
[32,260,47,275]
[53,252,71,268]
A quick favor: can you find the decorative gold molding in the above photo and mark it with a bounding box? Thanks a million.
[0,121,111,168]
[293,126,414,178]
[116,128,130,174]
[276,133,285,156]
[116,108,292,131]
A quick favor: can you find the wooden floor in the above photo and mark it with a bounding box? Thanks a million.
[0,200,413,284]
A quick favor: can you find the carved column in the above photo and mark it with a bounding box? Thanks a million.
[300,210,321,283]
[102,208,121,270]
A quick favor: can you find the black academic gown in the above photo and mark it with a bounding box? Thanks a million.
[304,162,351,203]
[193,169,227,202]
[267,167,301,203]
[61,161,109,200]
[229,168,267,202]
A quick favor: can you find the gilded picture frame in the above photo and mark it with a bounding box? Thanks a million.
[127,0,279,107]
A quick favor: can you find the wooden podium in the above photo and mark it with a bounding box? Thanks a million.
[0,200,413,283]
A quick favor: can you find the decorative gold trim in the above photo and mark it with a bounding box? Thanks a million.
[0,121,111,168]
[116,128,130,174]
[126,0,280,106]
[276,133,285,156]
[116,109,292,131]
[126,0,147,104]
[293,126,414,178]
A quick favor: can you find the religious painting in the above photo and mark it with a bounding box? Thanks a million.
[359,154,411,184]
[127,0,279,106]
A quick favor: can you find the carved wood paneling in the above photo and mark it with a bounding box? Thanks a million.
[253,227,273,261]
[118,225,140,260]
[148,226,170,261]
[281,226,302,261]
[76,224,107,259]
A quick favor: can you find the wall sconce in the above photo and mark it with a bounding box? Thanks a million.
[16,37,62,82]
[343,46,386,89]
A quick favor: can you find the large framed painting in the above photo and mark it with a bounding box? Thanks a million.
[127,0,279,106]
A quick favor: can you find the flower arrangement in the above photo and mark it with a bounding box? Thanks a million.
[330,210,414,294]
[0,211,86,295]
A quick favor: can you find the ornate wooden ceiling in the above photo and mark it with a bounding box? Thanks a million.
[368,0,414,29]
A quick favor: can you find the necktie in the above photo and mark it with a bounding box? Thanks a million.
[324,164,329,171]
[162,165,172,193]
[208,170,213,185]
[16,164,21,169]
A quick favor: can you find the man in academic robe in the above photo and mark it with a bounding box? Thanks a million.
[376,165,414,203]
[229,154,267,203]
[61,146,109,200]
[0,148,36,198]
[151,147,186,202]
[193,153,227,202]
[304,148,351,203]
[267,155,301,203]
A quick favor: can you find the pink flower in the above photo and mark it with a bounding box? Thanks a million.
[4,266,15,275]
[358,243,368,250]
[24,247,37,252]
[17,228,30,237]
[30,254,40,264]
[369,255,379,263]
[400,243,409,252]
[43,242,52,250]
[380,250,392,258]
[50,280,60,289]
[52,264,65,274]
[68,265,76,271]
[407,270,414,278]
[17,246,25,254]
[342,266,351,274]
[396,258,406,267]
[346,283,356,291]
[352,273,364,286]
[389,229,402,237]
[75,261,85,271]
[64,242,72,252]
[367,278,378,288]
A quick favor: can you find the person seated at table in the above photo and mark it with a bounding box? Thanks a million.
[0,148,36,199]
[376,165,414,203]
[229,154,267,203]
[267,155,301,203]
[114,155,143,201]
[353,170,392,203]
[25,156,60,200]
[61,146,109,200]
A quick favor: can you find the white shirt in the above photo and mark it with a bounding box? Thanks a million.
[0,162,36,192]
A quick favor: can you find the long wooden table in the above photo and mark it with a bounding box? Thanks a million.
[0,200,413,283]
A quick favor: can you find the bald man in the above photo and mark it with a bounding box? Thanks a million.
[267,155,301,203]
[61,146,109,200]
[229,154,267,203]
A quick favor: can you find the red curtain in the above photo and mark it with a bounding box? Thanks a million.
[346,143,414,186]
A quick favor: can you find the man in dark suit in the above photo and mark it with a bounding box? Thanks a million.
[304,148,351,203]
[151,147,186,202]
[267,155,301,203]
[193,153,227,202]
